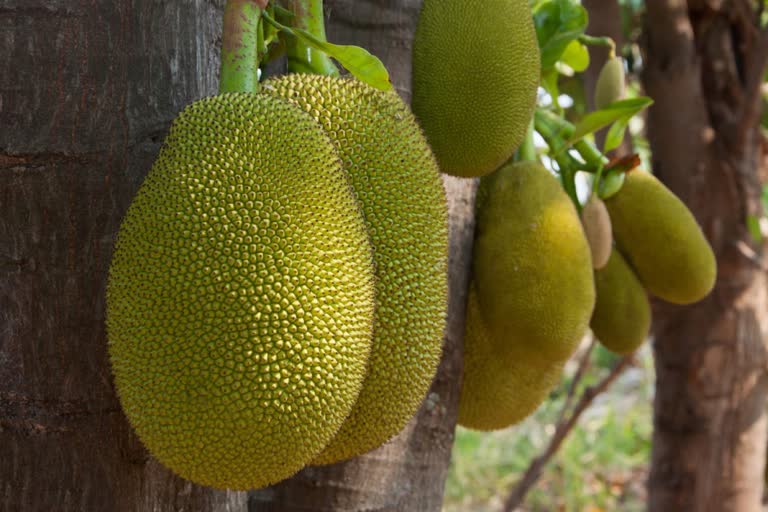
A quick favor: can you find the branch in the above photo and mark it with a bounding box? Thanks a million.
[501,354,634,512]
[556,337,596,425]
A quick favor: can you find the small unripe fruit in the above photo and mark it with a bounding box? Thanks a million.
[581,195,613,269]
[594,56,625,109]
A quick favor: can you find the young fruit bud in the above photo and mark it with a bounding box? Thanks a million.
[594,56,625,109]
[581,195,613,270]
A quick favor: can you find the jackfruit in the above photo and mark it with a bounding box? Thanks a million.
[590,249,651,354]
[412,0,540,177]
[458,282,564,430]
[581,195,612,269]
[106,93,376,490]
[473,161,595,362]
[604,169,716,304]
[262,75,448,464]
[594,56,625,109]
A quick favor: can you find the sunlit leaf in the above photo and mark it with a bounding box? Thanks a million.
[569,97,653,144]
[534,0,589,72]
[560,39,590,72]
[291,28,392,90]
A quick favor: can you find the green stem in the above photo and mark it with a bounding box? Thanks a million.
[578,34,616,57]
[517,120,537,162]
[220,0,263,94]
[283,0,338,76]
[533,111,580,208]
[534,109,609,171]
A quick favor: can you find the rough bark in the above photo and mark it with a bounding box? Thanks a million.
[0,1,246,510]
[642,2,768,511]
[248,1,475,511]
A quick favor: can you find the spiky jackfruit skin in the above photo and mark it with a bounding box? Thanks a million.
[458,283,564,430]
[106,93,376,490]
[604,170,716,304]
[473,161,595,362]
[590,249,651,354]
[581,195,613,269]
[262,75,448,464]
[412,0,540,177]
[594,56,625,109]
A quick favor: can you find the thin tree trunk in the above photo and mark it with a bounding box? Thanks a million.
[642,2,768,511]
[0,1,246,510]
[248,1,475,510]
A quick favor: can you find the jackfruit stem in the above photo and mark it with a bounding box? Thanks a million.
[577,34,616,58]
[516,120,537,163]
[220,0,263,94]
[534,109,608,172]
[282,0,339,76]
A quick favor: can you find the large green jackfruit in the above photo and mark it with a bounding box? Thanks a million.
[590,249,651,355]
[473,161,595,361]
[412,0,540,177]
[604,170,716,304]
[107,93,376,490]
[262,75,448,464]
[458,283,564,430]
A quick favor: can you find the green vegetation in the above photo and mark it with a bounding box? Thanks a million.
[445,345,654,512]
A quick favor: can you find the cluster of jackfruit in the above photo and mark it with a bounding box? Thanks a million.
[106,76,448,490]
[459,163,717,431]
[409,0,716,430]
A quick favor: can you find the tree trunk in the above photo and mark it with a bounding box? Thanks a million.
[249,1,475,511]
[642,2,768,511]
[0,1,246,510]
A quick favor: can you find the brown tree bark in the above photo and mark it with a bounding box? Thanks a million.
[642,2,768,511]
[249,1,475,511]
[0,1,246,510]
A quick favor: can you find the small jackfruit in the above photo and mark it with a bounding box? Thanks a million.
[458,282,564,430]
[412,0,540,177]
[581,195,613,269]
[107,93,376,490]
[262,75,448,464]
[594,56,625,109]
[590,249,651,355]
[604,170,716,304]
[473,161,595,362]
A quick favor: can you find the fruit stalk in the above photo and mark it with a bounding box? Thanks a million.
[534,109,608,172]
[283,0,339,76]
[220,0,263,94]
[516,120,537,162]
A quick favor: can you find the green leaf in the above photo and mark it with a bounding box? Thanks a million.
[541,70,560,107]
[534,0,589,72]
[747,215,763,243]
[604,117,629,152]
[560,40,590,72]
[262,11,392,91]
[569,97,653,144]
[291,28,392,90]
[597,169,625,199]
